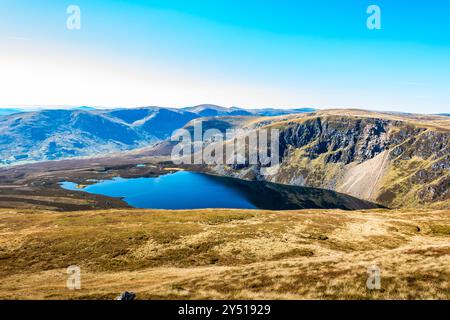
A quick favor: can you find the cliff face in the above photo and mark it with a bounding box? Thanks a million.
[214,112,450,209]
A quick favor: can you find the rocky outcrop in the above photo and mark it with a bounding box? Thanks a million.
[213,114,450,209]
[278,117,394,163]
[115,291,136,300]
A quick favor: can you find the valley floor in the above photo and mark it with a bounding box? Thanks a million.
[0,208,449,300]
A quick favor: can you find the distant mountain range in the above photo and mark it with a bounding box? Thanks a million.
[182,105,315,117]
[0,105,315,165]
[0,108,24,116]
[0,106,97,116]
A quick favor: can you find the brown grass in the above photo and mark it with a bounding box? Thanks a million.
[0,208,448,300]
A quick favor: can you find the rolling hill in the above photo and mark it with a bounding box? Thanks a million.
[0,106,315,165]
[209,110,450,209]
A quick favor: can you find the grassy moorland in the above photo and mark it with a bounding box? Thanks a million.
[0,208,448,300]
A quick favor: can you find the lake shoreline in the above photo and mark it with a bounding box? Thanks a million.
[60,171,384,211]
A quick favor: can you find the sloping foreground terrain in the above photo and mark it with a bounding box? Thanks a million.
[0,208,448,299]
[213,110,450,209]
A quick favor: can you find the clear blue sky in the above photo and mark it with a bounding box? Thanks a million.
[0,0,449,113]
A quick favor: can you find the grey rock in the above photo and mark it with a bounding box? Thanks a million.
[115,291,136,300]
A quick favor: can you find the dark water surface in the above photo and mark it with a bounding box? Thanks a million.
[61,171,382,210]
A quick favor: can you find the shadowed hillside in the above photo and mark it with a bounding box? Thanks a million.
[210,110,450,209]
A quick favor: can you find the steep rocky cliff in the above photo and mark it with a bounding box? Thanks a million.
[213,110,450,209]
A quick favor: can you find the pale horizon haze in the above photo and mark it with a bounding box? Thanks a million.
[1,1,449,114]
